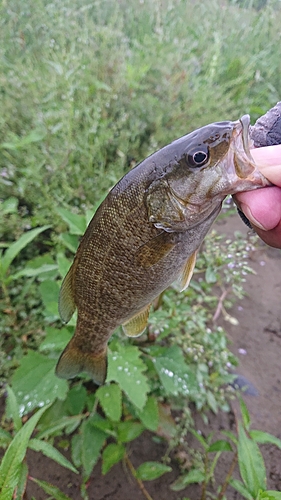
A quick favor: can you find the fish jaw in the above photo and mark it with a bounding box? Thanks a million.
[221,115,271,195]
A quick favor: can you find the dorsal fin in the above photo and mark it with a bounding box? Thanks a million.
[122,304,151,337]
[58,265,76,323]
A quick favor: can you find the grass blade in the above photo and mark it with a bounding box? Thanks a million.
[0,405,49,499]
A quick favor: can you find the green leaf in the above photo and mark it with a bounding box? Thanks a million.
[0,129,46,150]
[153,346,196,397]
[136,396,159,432]
[11,350,68,416]
[260,492,281,499]
[0,405,49,499]
[237,422,267,496]
[5,386,22,432]
[96,383,122,422]
[59,233,79,253]
[65,385,87,415]
[39,327,72,354]
[208,440,232,452]
[39,279,60,319]
[37,415,83,440]
[57,208,87,235]
[80,417,107,478]
[190,429,208,450]
[57,253,71,279]
[1,225,51,275]
[29,477,72,500]
[107,345,149,410]
[14,462,28,500]
[170,470,205,491]
[229,478,255,500]
[102,443,125,475]
[239,396,251,431]
[2,197,18,215]
[205,267,218,283]
[28,438,78,473]
[0,428,12,447]
[206,390,218,414]
[117,421,144,443]
[136,461,172,481]
[250,430,281,450]
[12,263,58,280]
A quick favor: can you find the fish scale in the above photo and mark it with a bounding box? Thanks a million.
[56,115,270,385]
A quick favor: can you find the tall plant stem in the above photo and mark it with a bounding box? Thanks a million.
[124,453,154,500]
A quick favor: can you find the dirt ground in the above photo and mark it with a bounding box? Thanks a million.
[17,215,281,498]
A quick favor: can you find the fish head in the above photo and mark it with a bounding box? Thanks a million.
[167,115,270,214]
[146,115,271,231]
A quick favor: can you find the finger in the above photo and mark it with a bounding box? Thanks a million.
[251,146,281,186]
[252,221,281,249]
[234,186,281,231]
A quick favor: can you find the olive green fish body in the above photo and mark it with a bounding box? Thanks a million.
[56,116,270,384]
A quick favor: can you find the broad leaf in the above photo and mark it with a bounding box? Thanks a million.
[229,478,255,500]
[1,225,51,275]
[170,470,205,491]
[37,415,83,440]
[208,440,232,452]
[39,280,60,319]
[107,345,149,410]
[28,438,78,473]
[102,443,125,475]
[136,461,172,481]
[80,417,107,478]
[117,421,144,443]
[0,405,49,499]
[96,383,122,422]
[237,422,266,496]
[39,327,72,354]
[0,428,12,447]
[250,430,281,450]
[29,477,72,500]
[260,492,281,499]
[57,207,87,235]
[153,346,196,397]
[136,396,159,432]
[11,350,68,415]
[59,233,79,253]
[65,385,87,415]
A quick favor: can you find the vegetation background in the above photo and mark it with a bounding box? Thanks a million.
[1,0,281,499]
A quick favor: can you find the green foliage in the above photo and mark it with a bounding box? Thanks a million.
[1,0,281,498]
[135,461,172,481]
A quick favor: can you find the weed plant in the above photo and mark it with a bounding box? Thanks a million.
[1,0,281,498]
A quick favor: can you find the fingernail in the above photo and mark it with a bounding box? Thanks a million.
[239,203,268,231]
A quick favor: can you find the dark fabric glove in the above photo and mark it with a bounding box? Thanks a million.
[250,101,281,147]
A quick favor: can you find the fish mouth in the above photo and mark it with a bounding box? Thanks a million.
[230,114,270,188]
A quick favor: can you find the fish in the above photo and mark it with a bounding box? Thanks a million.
[56,114,270,385]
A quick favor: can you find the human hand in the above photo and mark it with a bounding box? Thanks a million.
[234,145,281,248]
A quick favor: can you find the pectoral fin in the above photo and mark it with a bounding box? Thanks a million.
[56,339,107,386]
[122,304,151,337]
[135,232,175,267]
[179,251,197,291]
[59,265,76,323]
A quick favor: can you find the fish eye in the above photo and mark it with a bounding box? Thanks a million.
[187,146,209,167]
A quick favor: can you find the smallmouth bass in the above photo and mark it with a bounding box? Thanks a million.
[56,115,269,385]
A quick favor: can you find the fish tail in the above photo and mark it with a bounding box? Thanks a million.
[55,338,107,386]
